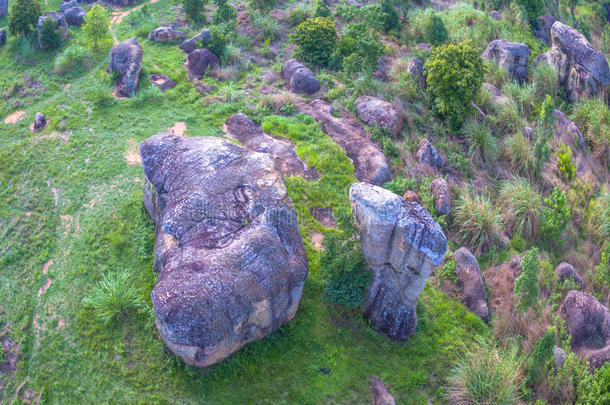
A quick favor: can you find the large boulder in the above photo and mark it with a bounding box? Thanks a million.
[536,21,610,102]
[37,12,69,48]
[355,96,403,136]
[148,26,186,43]
[139,133,308,367]
[63,6,86,27]
[559,291,610,369]
[453,248,489,322]
[0,0,7,19]
[282,59,320,95]
[185,49,220,82]
[482,39,530,84]
[350,182,447,340]
[107,37,143,97]
[555,262,584,289]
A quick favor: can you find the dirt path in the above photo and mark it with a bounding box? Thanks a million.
[109,0,160,44]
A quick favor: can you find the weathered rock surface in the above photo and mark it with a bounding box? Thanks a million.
[535,14,557,45]
[355,96,403,136]
[282,59,320,95]
[180,29,211,53]
[402,190,420,203]
[559,290,610,369]
[148,26,186,43]
[295,99,391,185]
[106,0,138,6]
[33,113,46,132]
[554,346,567,368]
[553,109,585,149]
[37,12,69,48]
[416,138,446,169]
[185,49,220,81]
[59,0,77,12]
[555,262,584,289]
[483,82,511,105]
[536,21,610,101]
[454,247,489,322]
[139,133,308,367]
[224,113,319,180]
[407,57,426,87]
[149,74,177,92]
[63,6,86,26]
[350,182,447,340]
[490,10,502,20]
[0,0,7,19]
[370,377,396,405]
[108,38,143,97]
[429,178,451,216]
[482,39,529,83]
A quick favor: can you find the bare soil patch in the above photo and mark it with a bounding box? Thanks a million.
[4,110,26,124]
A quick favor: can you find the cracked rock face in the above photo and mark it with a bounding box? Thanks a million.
[139,133,308,367]
[107,37,143,97]
[350,182,447,340]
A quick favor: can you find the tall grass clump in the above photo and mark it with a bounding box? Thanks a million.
[499,177,542,240]
[505,132,534,177]
[531,62,559,100]
[83,269,147,324]
[462,119,498,163]
[54,44,91,75]
[446,337,524,404]
[588,191,610,244]
[454,190,505,254]
[571,98,610,167]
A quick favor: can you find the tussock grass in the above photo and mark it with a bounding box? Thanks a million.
[454,190,505,255]
[498,177,542,240]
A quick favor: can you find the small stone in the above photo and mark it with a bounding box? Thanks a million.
[490,10,502,20]
[148,74,177,92]
[355,96,403,136]
[402,190,420,203]
[429,178,451,216]
[33,113,46,132]
[553,346,567,369]
[148,26,186,43]
[555,262,584,289]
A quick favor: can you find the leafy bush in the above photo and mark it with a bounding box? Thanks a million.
[207,25,228,58]
[446,337,524,404]
[312,0,331,18]
[528,328,555,386]
[424,14,449,46]
[425,41,486,129]
[578,361,610,404]
[462,119,498,163]
[541,186,570,243]
[334,22,384,74]
[288,6,310,27]
[83,269,147,324]
[499,177,542,240]
[83,4,111,49]
[8,0,42,37]
[514,247,540,312]
[454,190,504,255]
[39,17,62,49]
[212,0,237,25]
[557,142,575,181]
[380,0,399,32]
[292,17,337,67]
[183,0,208,21]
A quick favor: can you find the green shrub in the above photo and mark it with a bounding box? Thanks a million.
[425,41,486,129]
[438,258,457,282]
[8,0,42,37]
[516,0,544,20]
[532,63,559,100]
[541,186,570,243]
[212,0,237,25]
[514,247,540,312]
[499,177,542,240]
[312,0,331,18]
[291,17,337,67]
[462,119,498,163]
[588,191,610,244]
[557,142,575,181]
[207,25,228,58]
[183,0,208,21]
[83,269,147,325]
[424,14,449,46]
[380,0,399,32]
[248,0,276,12]
[590,242,610,295]
[446,337,524,404]
[83,4,111,49]
[334,22,384,74]
[528,328,555,386]
[578,361,610,404]
[39,17,62,49]
[383,176,417,195]
[454,190,504,255]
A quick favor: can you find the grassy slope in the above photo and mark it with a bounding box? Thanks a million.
[0,0,487,403]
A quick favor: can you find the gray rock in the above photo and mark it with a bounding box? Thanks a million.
[407,57,426,87]
[33,113,46,132]
[0,0,6,19]
[523,126,533,140]
[416,139,446,169]
[0,31,6,47]
[429,178,451,216]
[282,59,320,95]
[148,26,186,43]
[64,6,86,27]
[179,37,197,53]
[454,247,489,322]
[356,96,403,136]
[559,291,610,369]
[350,182,447,340]
[535,14,557,45]
[536,21,610,101]
[185,49,220,81]
[199,28,211,45]
[553,109,585,149]
[482,39,530,84]
[490,10,502,20]
[555,262,584,289]
[139,133,308,367]
[107,37,143,97]
[149,74,176,92]
[370,377,395,405]
[554,346,567,368]
[37,12,69,48]
[59,0,78,12]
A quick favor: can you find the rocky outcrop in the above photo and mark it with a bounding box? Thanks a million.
[33,113,46,132]
[63,6,86,26]
[370,377,396,405]
[482,39,529,83]
[407,57,426,87]
[148,26,186,43]
[139,133,308,367]
[555,262,584,289]
[536,21,610,101]
[108,38,143,97]
[454,248,489,322]
[282,59,320,95]
[185,49,220,81]
[350,182,447,340]
[37,12,69,48]
[553,109,585,149]
[149,74,177,92]
[559,291,610,369]
[224,113,319,180]
[416,139,446,169]
[295,99,391,185]
[429,178,451,216]
[355,96,403,136]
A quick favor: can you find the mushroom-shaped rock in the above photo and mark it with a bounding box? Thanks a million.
[148,26,186,43]
[107,37,143,97]
[453,248,489,322]
[555,262,584,289]
[350,182,447,340]
[416,138,446,169]
[559,291,610,369]
[482,39,530,84]
[185,49,220,82]
[282,59,320,95]
[355,96,403,136]
[37,12,69,48]
[33,113,46,132]
[536,21,610,101]
[429,178,451,216]
[139,133,309,367]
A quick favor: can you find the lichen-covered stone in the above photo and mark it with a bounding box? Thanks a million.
[282,59,320,95]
